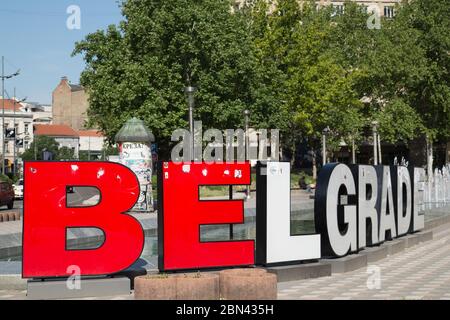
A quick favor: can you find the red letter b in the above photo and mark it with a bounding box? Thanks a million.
[22,162,144,278]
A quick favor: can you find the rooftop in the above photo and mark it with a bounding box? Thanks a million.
[69,84,84,92]
[0,99,23,112]
[115,118,155,143]
[78,130,104,138]
[59,76,85,93]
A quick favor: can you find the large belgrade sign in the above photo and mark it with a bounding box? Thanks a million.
[315,164,425,258]
[22,161,424,278]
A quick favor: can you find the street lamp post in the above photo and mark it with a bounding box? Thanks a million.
[13,89,15,176]
[351,136,356,164]
[377,132,382,165]
[372,121,379,165]
[244,109,250,160]
[322,127,331,166]
[185,86,196,162]
[243,109,251,199]
[1,56,20,175]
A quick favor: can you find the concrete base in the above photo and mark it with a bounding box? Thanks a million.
[323,254,367,274]
[404,235,420,248]
[267,262,331,282]
[386,239,406,256]
[27,277,131,300]
[361,246,388,263]
[418,231,433,243]
[219,269,277,300]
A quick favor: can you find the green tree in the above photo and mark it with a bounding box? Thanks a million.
[245,0,432,170]
[102,145,119,159]
[394,0,450,142]
[238,0,291,155]
[73,0,274,159]
[321,1,428,145]
[257,1,367,174]
[57,147,76,161]
[21,136,60,161]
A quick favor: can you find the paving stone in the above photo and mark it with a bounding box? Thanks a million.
[278,221,450,300]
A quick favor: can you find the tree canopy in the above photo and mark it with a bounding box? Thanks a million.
[73,0,450,161]
[74,0,285,158]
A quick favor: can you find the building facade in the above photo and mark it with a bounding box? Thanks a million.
[236,0,401,17]
[318,0,401,17]
[25,102,53,125]
[0,98,34,174]
[78,130,105,160]
[52,76,89,131]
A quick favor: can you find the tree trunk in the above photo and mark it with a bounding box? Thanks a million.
[352,138,356,164]
[312,151,317,181]
[290,143,296,167]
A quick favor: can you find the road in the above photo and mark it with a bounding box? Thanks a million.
[0,199,22,212]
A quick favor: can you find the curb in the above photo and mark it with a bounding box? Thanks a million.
[269,229,435,283]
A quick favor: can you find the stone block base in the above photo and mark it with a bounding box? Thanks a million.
[27,277,130,300]
[267,262,331,282]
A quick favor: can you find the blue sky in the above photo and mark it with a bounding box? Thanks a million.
[0,0,123,104]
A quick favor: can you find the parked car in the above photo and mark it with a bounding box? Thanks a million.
[0,181,14,209]
[13,179,23,199]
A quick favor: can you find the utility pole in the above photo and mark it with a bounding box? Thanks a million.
[377,133,382,165]
[13,88,16,176]
[1,56,4,175]
[372,121,379,165]
[1,57,5,175]
[322,127,331,166]
[244,109,251,199]
[352,137,356,164]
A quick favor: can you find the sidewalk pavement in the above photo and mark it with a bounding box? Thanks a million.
[2,221,450,300]
[0,215,449,300]
[278,222,450,300]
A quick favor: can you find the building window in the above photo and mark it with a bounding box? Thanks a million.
[24,124,29,134]
[384,6,395,18]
